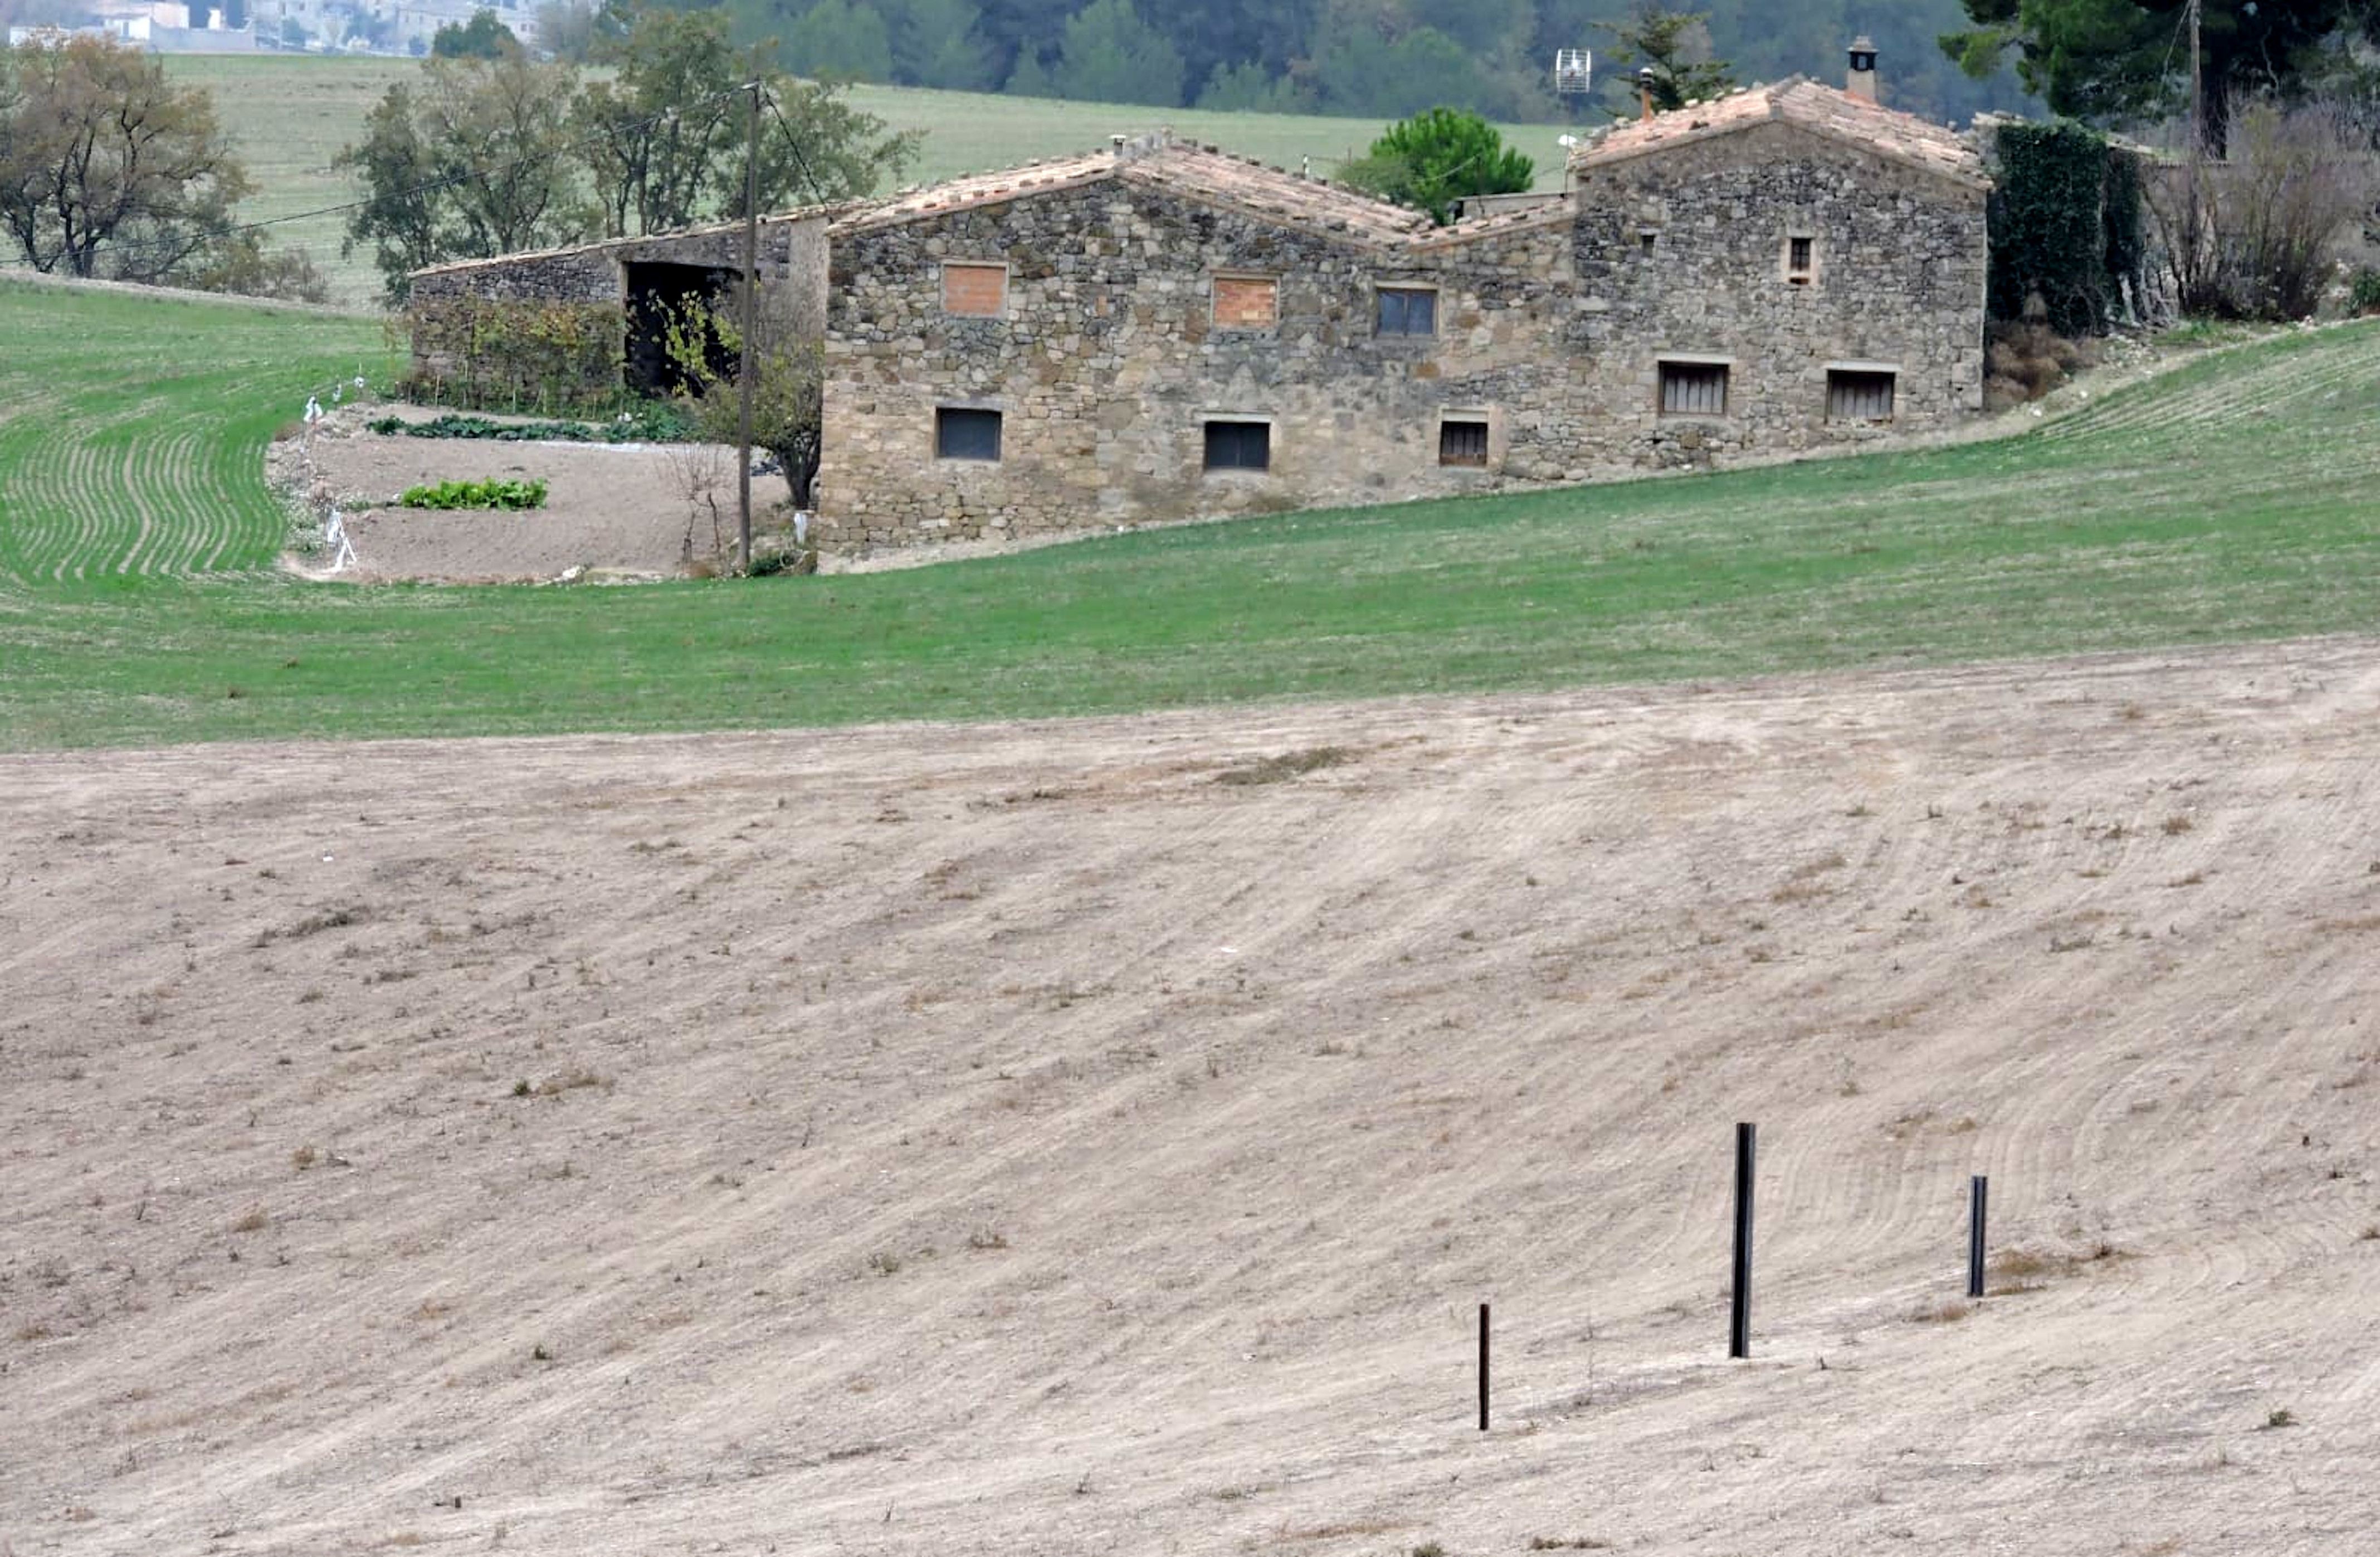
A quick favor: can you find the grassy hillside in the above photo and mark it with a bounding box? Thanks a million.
[4,278,2380,751]
[166,55,1576,304]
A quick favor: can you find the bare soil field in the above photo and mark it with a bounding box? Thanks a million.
[4,639,2378,1556]
[274,408,793,582]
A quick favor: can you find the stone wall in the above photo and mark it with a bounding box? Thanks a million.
[814,130,1987,551]
[406,215,830,412]
[815,182,1585,549]
[1562,121,1989,470]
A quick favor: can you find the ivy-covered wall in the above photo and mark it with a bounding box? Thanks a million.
[1983,121,2149,336]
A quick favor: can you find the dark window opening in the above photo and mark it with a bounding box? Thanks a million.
[624,262,734,398]
[1659,361,1729,417]
[1640,230,1658,255]
[1439,419,1489,466]
[1788,236,1814,276]
[1826,370,1896,422]
[1377,288,1436,336]
[935,406,1002,460]
[1204,420,1271,471]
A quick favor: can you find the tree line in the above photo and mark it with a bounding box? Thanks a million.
[521,0,2041,125]
[338,6,919,299]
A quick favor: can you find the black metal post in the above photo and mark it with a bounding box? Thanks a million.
[1968,1175,1989,1300]
[1477,1302,1490,1431]
[1729,1122,1755,1360]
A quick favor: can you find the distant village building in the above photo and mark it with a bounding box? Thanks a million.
[407,42,1990,554]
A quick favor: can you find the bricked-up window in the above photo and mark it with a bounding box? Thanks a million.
[1826,369,1896,422]
[1203,420,1271,471]
[942,262,1006,317]
[935,407,1002,460]
[1786,235,1815,285]
[1212,275,1279,329]
[1439,418,1489,466]
[1659,361,1729,416]
[1377,287,1436,336]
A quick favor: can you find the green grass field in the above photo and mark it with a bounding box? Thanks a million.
[5,276,2379,753]
[168,56,1577,304]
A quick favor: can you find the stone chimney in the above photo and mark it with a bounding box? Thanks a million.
[1847,36,1879,103]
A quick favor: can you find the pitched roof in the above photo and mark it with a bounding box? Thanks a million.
[828,132,1430,247]
[409,203,862,283]
[1565,77,1987,191]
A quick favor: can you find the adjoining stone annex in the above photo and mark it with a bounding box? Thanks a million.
[406,43,1989,555]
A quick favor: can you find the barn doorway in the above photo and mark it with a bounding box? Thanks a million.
[623,262,736,397]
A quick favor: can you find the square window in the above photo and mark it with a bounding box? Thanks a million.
[1438,418,1489,467]
[1213,275,1278,329]
[1826,369,1896,423]
[1203,420,1271,471]
[942,261,1006,317]
[1659,361,1729,417]
[1378,288,1437,337]
[935,406,1002,460]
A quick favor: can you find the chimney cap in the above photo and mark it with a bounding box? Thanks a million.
[1849,36,1878,68]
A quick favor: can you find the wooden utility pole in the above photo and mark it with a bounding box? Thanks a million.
[737,78,760,575]
[2188,0,2204,159]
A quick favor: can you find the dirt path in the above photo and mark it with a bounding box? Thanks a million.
[4,639,2378,1555]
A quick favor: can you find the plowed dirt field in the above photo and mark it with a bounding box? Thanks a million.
[5,639,2378,1556]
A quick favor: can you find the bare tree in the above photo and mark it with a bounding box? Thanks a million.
[2148,98,2379,318]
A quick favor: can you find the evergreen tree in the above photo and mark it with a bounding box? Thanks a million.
[1604,7,1737,114]
[1337,104,1534,222]
[1050,0,1184,106]
[1942,0,2377,152]
[884,0,998,91]
[783,0,895,83]
[1196,59,1308,113]
[431,8,521,60]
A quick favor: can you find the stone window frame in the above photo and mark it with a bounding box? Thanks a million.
[1435,406,1497,469]
[1200,412,1276,475]
[941,260,1009,318]
[1209,271,1281,332]
[1656,354,1733,419]
[1374,283,1440,339]
[1781,231,1820,288]
[934,403,1004,461]
[1823,361,1899,424]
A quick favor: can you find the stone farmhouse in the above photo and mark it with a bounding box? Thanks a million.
[406,43,1989,554]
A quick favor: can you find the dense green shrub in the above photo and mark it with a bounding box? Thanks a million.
[398,477,549,510]
[2352,267,2380,318]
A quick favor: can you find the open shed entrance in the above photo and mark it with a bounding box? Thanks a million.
[624,262,737,398]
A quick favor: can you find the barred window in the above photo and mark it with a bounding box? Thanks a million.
[1659,361,1729,417]
[1786,236,1815,285]
[1439,419,1489,466]
[1826,370,1896,423]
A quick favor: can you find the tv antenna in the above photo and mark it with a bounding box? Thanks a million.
[1553,48,1593,98]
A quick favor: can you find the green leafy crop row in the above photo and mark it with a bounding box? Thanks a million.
[398,477,550,510]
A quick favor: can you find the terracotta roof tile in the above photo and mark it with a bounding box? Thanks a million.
[1566,77,1986,190]
[826,133,1429,246]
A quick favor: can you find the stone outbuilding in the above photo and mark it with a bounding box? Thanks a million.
[406,44,1991,553]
